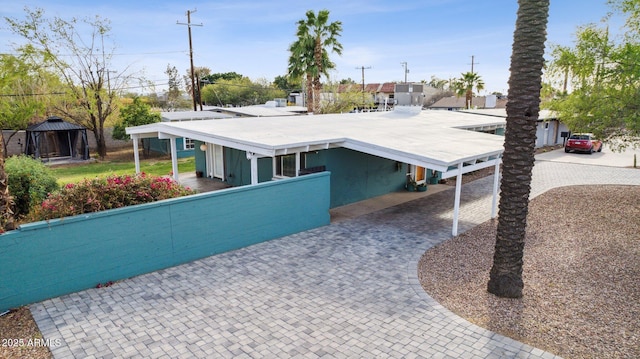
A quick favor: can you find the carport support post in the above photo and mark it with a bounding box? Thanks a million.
[491,160,501,218]
[247,152,258,185]
[169,137,179,181]
[132,135,141,174]
[452,162,463,236]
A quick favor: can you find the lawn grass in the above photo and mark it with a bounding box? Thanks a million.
[50,157,195,185]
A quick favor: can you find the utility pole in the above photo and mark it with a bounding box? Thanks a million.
[177,9,203,111]
[469,55,479,74]
[356,66,371,109]
[401,62,409,83]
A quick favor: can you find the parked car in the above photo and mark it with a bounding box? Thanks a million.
[565,133,603,154]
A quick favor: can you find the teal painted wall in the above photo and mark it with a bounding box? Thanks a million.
[194,146,409,208]
[0,172,331,312]
[148,138,194,158]
[306,148,407,208]
[224,148,273,186]
[194,140,206,174]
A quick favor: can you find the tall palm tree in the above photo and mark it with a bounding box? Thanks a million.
[454,72,484,109]
[487,0,550,298]
[288,10,343,114]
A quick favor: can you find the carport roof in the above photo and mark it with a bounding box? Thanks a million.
[127,108,506,177]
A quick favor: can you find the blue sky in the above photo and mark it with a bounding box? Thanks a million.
[0,0,624,95]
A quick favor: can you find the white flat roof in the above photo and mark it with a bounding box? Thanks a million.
[161,111,232,122]
[128,108,507,175]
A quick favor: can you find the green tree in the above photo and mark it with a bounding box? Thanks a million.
[165,64,183,111]
[452,72,485,109]
[487,0,550,298]
[203,72,243,83]
[273,75,301,92]
[288,10,343,114]
[319,82,371,114]
[0,52,62,155]
[546,3,640,149]
[200,77,285,107]
[112,97,161,140]
[427,75,449,90]
[5,7,136,158]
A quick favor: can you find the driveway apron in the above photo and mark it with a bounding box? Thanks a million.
[31,161,640,358]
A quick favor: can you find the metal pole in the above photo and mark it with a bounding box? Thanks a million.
[187,11,197,111]
[357,66,371,109]
[177,10,203,111]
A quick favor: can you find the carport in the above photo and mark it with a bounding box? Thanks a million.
[126,108,505,236]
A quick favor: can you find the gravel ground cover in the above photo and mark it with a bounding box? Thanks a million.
[418,185,640,359]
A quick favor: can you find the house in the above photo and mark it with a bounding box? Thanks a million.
[463,108,568,148]
[126,106,508,235]
[429,95,508,111]
[322,82,438,110]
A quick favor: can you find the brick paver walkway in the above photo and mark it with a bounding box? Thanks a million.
[31,159,640,358]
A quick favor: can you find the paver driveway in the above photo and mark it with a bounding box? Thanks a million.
[31,160,640,358]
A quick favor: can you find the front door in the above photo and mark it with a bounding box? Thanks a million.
[206,144,224,179]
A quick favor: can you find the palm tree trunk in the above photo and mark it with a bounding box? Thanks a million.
[305,74,313,114]
[312,76,322,114]
[487,0,549,298]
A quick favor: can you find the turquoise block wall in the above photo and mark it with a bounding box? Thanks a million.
[0,172,330,312]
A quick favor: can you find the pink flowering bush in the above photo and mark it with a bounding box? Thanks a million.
[34,173,195,221]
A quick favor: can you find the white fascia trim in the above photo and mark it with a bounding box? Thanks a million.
[440,157,502,179]
[343,139,450,173]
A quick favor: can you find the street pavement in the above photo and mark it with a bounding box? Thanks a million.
[30,158,640,358]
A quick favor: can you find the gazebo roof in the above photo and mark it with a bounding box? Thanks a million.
[26,116,86,132]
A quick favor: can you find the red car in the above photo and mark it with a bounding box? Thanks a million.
[565,133,603,154]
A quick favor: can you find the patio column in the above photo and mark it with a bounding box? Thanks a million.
[132,135,140,174]
[247,152,258,185]
[169,137,179,181]
[491,159,501,219]
[452,162,463,236]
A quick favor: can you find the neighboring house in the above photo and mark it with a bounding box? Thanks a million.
[429,95,508,111]
[322,82,439,110]
[127,106,509,235]
[463,108,568,148]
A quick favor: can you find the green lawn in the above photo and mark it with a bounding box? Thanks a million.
[51,157,196,185]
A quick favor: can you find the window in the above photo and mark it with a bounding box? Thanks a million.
[274,153,307,178]
[184,138,195,150]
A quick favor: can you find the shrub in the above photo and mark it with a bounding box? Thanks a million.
[6,155,59,218]
[33,173,195,221]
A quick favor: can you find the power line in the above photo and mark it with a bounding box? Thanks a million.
[0,92,67,97]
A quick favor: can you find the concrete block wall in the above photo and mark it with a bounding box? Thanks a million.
[0,172,331,312]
